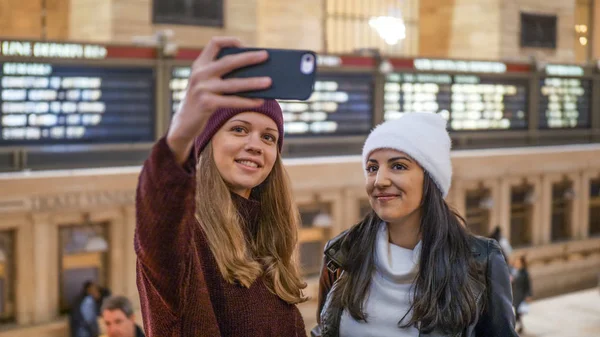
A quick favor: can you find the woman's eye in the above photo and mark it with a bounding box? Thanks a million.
[366,165,378,173]
[232,126,246,133]
[263,134,276,142]
[392,163,407,170]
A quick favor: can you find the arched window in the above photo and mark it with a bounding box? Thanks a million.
[298,202,333,277]
[59,221,109,314]
[551,179,574,242]
[510,183,534,247]
[325,0,419,56]
[465,186,492,237]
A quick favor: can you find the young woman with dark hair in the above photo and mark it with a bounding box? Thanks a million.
[313,113,518,337]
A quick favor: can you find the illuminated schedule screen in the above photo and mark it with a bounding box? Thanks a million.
[170,67,374,136]
[279,73,373,136]
[538,77,591,129]
[384,73,529,131]
[169,66,189,114]
[0,62,155,145]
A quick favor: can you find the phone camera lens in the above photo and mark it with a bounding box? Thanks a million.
[300,53,315,74]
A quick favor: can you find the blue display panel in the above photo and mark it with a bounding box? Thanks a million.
[170,67,374,136]
[538,77,592,129]
[384,73,529,131]
[0,62,155,145]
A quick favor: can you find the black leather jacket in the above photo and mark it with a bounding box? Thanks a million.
[313,231,518,337]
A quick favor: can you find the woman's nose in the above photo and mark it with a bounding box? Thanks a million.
[374,170,392,188]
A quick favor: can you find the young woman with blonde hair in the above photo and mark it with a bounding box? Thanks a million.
[135,37,307,337]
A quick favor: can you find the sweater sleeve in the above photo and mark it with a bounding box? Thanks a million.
[134,136,196,313]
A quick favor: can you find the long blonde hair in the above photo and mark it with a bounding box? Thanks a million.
[195,143,307,304]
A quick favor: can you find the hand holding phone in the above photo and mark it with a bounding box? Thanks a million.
[166,37,273,164]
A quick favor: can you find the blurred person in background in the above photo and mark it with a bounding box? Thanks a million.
[314,113,517,337]
[489,225,513,261]
[96,286,112,316]
[134,36,307,337]
[69,281,101,337]
[512,255,533,334]
[100,296,145,337]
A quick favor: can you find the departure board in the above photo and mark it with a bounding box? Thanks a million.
[170,67,374,136]
[0,62,155,145]
[384,73,529,131]
[538,77,591,129]
[279,73,373,136]
[170,66,189,114]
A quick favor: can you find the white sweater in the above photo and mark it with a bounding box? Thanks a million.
[339,222,422,337]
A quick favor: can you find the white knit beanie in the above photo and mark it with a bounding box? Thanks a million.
[362,113,452,197]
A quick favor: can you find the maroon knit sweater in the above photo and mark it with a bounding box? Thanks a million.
[134,137,307,337]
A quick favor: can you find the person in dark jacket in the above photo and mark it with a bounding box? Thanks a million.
[314,113,518,337]
[69,281,101,337]
[100,296,145,337]
[512,255,533,334]
[489,226,512,261]
[95,286,112,316]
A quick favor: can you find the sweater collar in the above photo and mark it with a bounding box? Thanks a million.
[374,222,421,284]
[231,192,260,211]
[231,192,261,237]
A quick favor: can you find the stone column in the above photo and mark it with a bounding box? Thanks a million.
[7,215,34,325]
[0,0,43,39]
[31,213,59,323]
[449,0,501,60]
[532,176,547,245]
[568,173,583,240]
[329,191,345,238]
[593,0,600,59]
[68,0,112,42]
[580,171,593,239]
[342,188,362,230]
[453,180,467,220]
[489,179,502,237]
[100,210,127,297]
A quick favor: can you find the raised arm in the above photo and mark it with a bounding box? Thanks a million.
[134,136,197,311]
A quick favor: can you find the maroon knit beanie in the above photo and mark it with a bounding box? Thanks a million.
[194,99,284,158]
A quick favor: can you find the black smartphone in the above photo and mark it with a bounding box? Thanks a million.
[216,47,317,101]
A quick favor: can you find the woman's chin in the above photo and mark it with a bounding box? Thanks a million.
[227,180,261,196]
[376,211,413,225]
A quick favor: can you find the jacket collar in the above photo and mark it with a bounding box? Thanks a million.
[325,229,489,274]
[320,231,492,337]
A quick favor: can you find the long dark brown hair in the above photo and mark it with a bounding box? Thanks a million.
[329,173,485,334]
